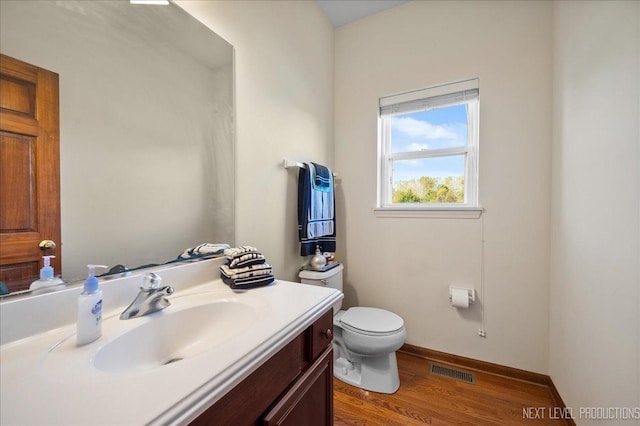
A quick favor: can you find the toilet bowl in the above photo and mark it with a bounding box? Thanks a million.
[299,264,406,394]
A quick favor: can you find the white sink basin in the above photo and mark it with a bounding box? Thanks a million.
[92,297,264,373]
[1,257,344,426]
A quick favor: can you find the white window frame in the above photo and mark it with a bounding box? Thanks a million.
[376,79,482,218]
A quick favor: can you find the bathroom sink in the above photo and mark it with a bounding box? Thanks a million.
[92,297,263,373]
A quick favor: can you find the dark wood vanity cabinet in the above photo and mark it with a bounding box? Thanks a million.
[191,309,334,426]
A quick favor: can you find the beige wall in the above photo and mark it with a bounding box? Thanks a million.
[181,4,640,413]
[334,0,553,373]
[177,1,334,281]
[550,1,640,420]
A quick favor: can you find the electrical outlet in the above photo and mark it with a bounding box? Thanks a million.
[478,329,486,338]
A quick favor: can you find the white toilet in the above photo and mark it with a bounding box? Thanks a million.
[299,264,407,394]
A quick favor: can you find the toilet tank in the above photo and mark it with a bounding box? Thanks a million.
[299,264,344,313]
[299,263,344,290]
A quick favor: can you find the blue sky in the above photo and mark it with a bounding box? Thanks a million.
[390,104,467,183]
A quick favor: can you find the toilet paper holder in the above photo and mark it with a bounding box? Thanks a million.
[449,286,476,304]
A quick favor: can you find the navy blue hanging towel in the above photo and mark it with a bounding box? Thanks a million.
[298,162,336,256]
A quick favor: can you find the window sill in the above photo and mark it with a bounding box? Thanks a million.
[374,206,483,219]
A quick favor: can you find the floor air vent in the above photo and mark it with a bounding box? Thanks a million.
[429,363,476,384]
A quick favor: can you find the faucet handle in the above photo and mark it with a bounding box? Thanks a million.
[142,272,162,290]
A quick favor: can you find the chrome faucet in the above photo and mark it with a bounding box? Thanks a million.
[120,273,175,320]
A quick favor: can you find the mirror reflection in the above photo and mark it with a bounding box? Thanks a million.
[0,0,235,295]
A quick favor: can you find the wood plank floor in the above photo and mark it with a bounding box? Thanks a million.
[334,352,566,425]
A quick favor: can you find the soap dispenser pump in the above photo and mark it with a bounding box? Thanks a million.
[77,264,107,346]
[29,255,65,294]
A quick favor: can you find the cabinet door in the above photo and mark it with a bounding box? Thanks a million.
[263,346,333,426]
[190,334,305,426]
[309,309,334,361]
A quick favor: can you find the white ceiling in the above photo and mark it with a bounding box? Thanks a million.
[316,0,410,28]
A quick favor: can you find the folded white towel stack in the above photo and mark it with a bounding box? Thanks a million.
[220,246,274,289]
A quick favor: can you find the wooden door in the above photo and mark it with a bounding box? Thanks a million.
[0,54,61,293]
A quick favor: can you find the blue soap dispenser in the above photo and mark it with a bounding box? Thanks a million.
[77,264,107,346]
[29,255,65,294]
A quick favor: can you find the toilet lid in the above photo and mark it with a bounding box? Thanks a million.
[340,307,404,334]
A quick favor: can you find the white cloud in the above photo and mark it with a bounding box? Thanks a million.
[406,142,430,151]
[392,116,456,140]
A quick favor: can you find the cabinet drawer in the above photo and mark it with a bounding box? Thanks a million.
[309,308,334,361]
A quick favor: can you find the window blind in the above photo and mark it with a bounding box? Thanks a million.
[379,78,479,117]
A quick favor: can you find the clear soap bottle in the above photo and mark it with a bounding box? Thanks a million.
[29,255,65,294]
[77,264,107,346]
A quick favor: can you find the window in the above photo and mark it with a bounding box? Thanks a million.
[377,79,480,216]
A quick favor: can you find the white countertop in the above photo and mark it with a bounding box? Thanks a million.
[0,260,342,425]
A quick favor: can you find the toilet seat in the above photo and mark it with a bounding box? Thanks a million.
[340,307,404,336]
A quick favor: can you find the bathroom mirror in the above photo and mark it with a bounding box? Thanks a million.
[0,1,234,295]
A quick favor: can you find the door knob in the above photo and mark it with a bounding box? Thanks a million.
[322,328,333,339]
[39,240,56,250]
